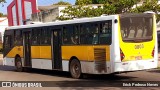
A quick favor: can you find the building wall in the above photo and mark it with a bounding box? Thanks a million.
[0,18,8,43]
[32,7,59,23]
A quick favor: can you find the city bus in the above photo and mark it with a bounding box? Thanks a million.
[3,13,158,79]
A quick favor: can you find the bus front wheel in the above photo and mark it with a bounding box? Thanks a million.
[69,59,82,79]
[15,57,23,72]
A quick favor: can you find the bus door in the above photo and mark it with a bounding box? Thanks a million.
[23,31,31,67]
[52,29,62,70]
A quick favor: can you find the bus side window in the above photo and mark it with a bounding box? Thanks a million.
[63,26,73,44]
[4,35,11,48]
[71,25,79,44]
[80,23,94,44]
[92,24,99,44]
[32,28,40,45]
[14,30,22,45]
[99,20,112,44]
[41,28,51,45]
[92,34,98,44]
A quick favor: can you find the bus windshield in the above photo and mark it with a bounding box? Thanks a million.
[120,14,153,42]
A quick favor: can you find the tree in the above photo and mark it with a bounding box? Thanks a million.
[0,12,3,17]
[58,0,160,21]
[75,0,92,5]
[130,0,160,22]
[53,1,71,5]
[0,12,6,17]
[0,0,5,3]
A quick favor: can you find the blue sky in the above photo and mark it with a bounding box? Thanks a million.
[0,0,75,14]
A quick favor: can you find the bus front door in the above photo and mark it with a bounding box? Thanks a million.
[52,30,62,70]
[23,31,31,67]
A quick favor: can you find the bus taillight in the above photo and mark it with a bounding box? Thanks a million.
[152,47,155,57]
[120,49,125,61]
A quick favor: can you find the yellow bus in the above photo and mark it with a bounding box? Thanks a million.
[3,13,158,78]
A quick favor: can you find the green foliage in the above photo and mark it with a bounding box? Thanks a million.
[0,12,6,17]
[0,12,3,17]
[75,0,92,5]
[0,0,6,3]
[130,0,158,13]
[0,12,4,17]
[58,0,160,22]
[53,1,71,5]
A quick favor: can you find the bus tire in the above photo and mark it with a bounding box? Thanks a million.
[15,57,23,72]
[69,59,82,79]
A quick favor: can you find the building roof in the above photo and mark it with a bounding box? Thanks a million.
[0,18,7,23]
[38,5,70,11]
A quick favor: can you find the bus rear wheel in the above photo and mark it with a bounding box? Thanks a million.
[15,57,23,72]
[70,59,82,79]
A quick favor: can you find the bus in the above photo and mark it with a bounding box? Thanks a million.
[3,13,158,79]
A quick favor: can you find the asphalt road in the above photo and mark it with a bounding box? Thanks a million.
[0,59,160,90]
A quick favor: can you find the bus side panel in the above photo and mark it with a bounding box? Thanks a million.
[62,46,110,61]
[3,46,23,66]
[31,46,52,70]
[61,45,110,74]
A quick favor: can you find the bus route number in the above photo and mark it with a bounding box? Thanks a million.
[135,44,144,49]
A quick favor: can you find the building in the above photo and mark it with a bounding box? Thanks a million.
[7,0,38,26]
[7,0,160,25]
[31,4,103,23]
[0,17,8,43]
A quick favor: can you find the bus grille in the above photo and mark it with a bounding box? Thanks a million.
[94,48,107,73]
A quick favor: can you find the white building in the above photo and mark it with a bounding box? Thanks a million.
[0,17,8,43]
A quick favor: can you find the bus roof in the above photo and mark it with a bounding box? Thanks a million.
[6,15,117,30]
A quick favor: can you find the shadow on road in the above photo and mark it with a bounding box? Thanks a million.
[146,69,160,73]
[0,65,16,71]
[0,65,137,81]
[26,67,139,81]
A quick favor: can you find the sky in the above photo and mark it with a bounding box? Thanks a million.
[0,0,75,14]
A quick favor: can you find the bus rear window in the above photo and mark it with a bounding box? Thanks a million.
[120,15,153,42]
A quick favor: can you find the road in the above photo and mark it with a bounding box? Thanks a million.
[0,58,160,90]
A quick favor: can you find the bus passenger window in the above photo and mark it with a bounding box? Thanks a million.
[71,35,79,44]
[63,26,73,44]
[14,30,22,45]
[92,24,99,34]
[92,34,98,44]
[32,28,40,45]
[41,28,51,45]
[99,20,112,45]
[4,36,11,48]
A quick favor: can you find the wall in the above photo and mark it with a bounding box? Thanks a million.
[0,18,8,43]
[32,7,59,23]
